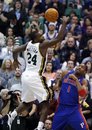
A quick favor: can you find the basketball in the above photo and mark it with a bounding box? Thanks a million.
[45,8,59,22]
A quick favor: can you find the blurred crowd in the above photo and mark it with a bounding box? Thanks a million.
[0,0,92,130]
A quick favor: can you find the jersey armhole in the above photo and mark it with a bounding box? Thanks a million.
[39,44,44,58]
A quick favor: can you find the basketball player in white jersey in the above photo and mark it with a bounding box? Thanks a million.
[9,16,69,130]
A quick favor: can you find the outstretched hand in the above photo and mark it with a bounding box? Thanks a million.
[62,16,69,24]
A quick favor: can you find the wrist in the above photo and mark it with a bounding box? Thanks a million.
[75,78,78,82]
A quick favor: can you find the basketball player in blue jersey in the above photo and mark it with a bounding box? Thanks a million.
[7,16,69,130]
[52,64,89,130]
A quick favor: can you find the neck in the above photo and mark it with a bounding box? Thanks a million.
[5,69,10,72]
[46,71,52,73]
[49,30,54,34]
[75,73,82,78]
[47,58,52,62]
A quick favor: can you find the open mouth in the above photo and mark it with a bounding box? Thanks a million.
[76,68,80,72]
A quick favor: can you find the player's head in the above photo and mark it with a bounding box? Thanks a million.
[75,64,87,76]
[29,30,44,43]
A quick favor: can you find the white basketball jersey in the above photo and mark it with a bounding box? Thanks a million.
[25,41,44,73]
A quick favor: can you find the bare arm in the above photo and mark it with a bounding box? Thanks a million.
[69,74,88,91]
[29,104,37,116]
[40,16,69,56]
[76,79,88,92]
[13,43,27,58]
[31,2,37,13]
[13,43,27,53]
[12,43,27,69]
[69,74,88,97]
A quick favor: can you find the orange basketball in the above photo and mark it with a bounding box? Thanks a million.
[45,8,59,22]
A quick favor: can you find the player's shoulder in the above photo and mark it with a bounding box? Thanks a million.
[62,70,75,79]
[27,40,32,45]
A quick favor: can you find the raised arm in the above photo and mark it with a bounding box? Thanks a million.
[40,16,69,49]
[12,43,27,69]
[69,74,88,97]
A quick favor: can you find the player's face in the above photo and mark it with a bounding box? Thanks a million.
[75,64,86,75]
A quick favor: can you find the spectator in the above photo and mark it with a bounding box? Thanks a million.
[6,27,15,38]
[11,100,39,130]
[51,69,62,101]
[0,32,6,46]
[83,0,92,17]
[81,17,92,35]
[0,32,6,66]
[9,0,28,38]
[0,59,14,85]
[43,22,58,41]
[7,67,22,91]
[85,61,92,81]
[66,15,82,41]
[0,88,21,116]
[0,1,9,35]
[61,51,79,71]
[3,36,15,60]
[65,2,81,19]
[0,89,11,116]
[42,61,56,87]
[46,48,61,72]
[0,88,22,130]
[60,31,73,48]
[62,59,75,71]
[25,12,45,43]
[81,39,92,61]
[80,25,92,49]
[30,0,45,15]
[42,118,52,130]
[58,36,80,63]
[82,51,92,64]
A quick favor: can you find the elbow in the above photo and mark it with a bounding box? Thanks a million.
[12,48,16,53]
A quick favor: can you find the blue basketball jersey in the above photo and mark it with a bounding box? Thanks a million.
[59,70,84,106]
